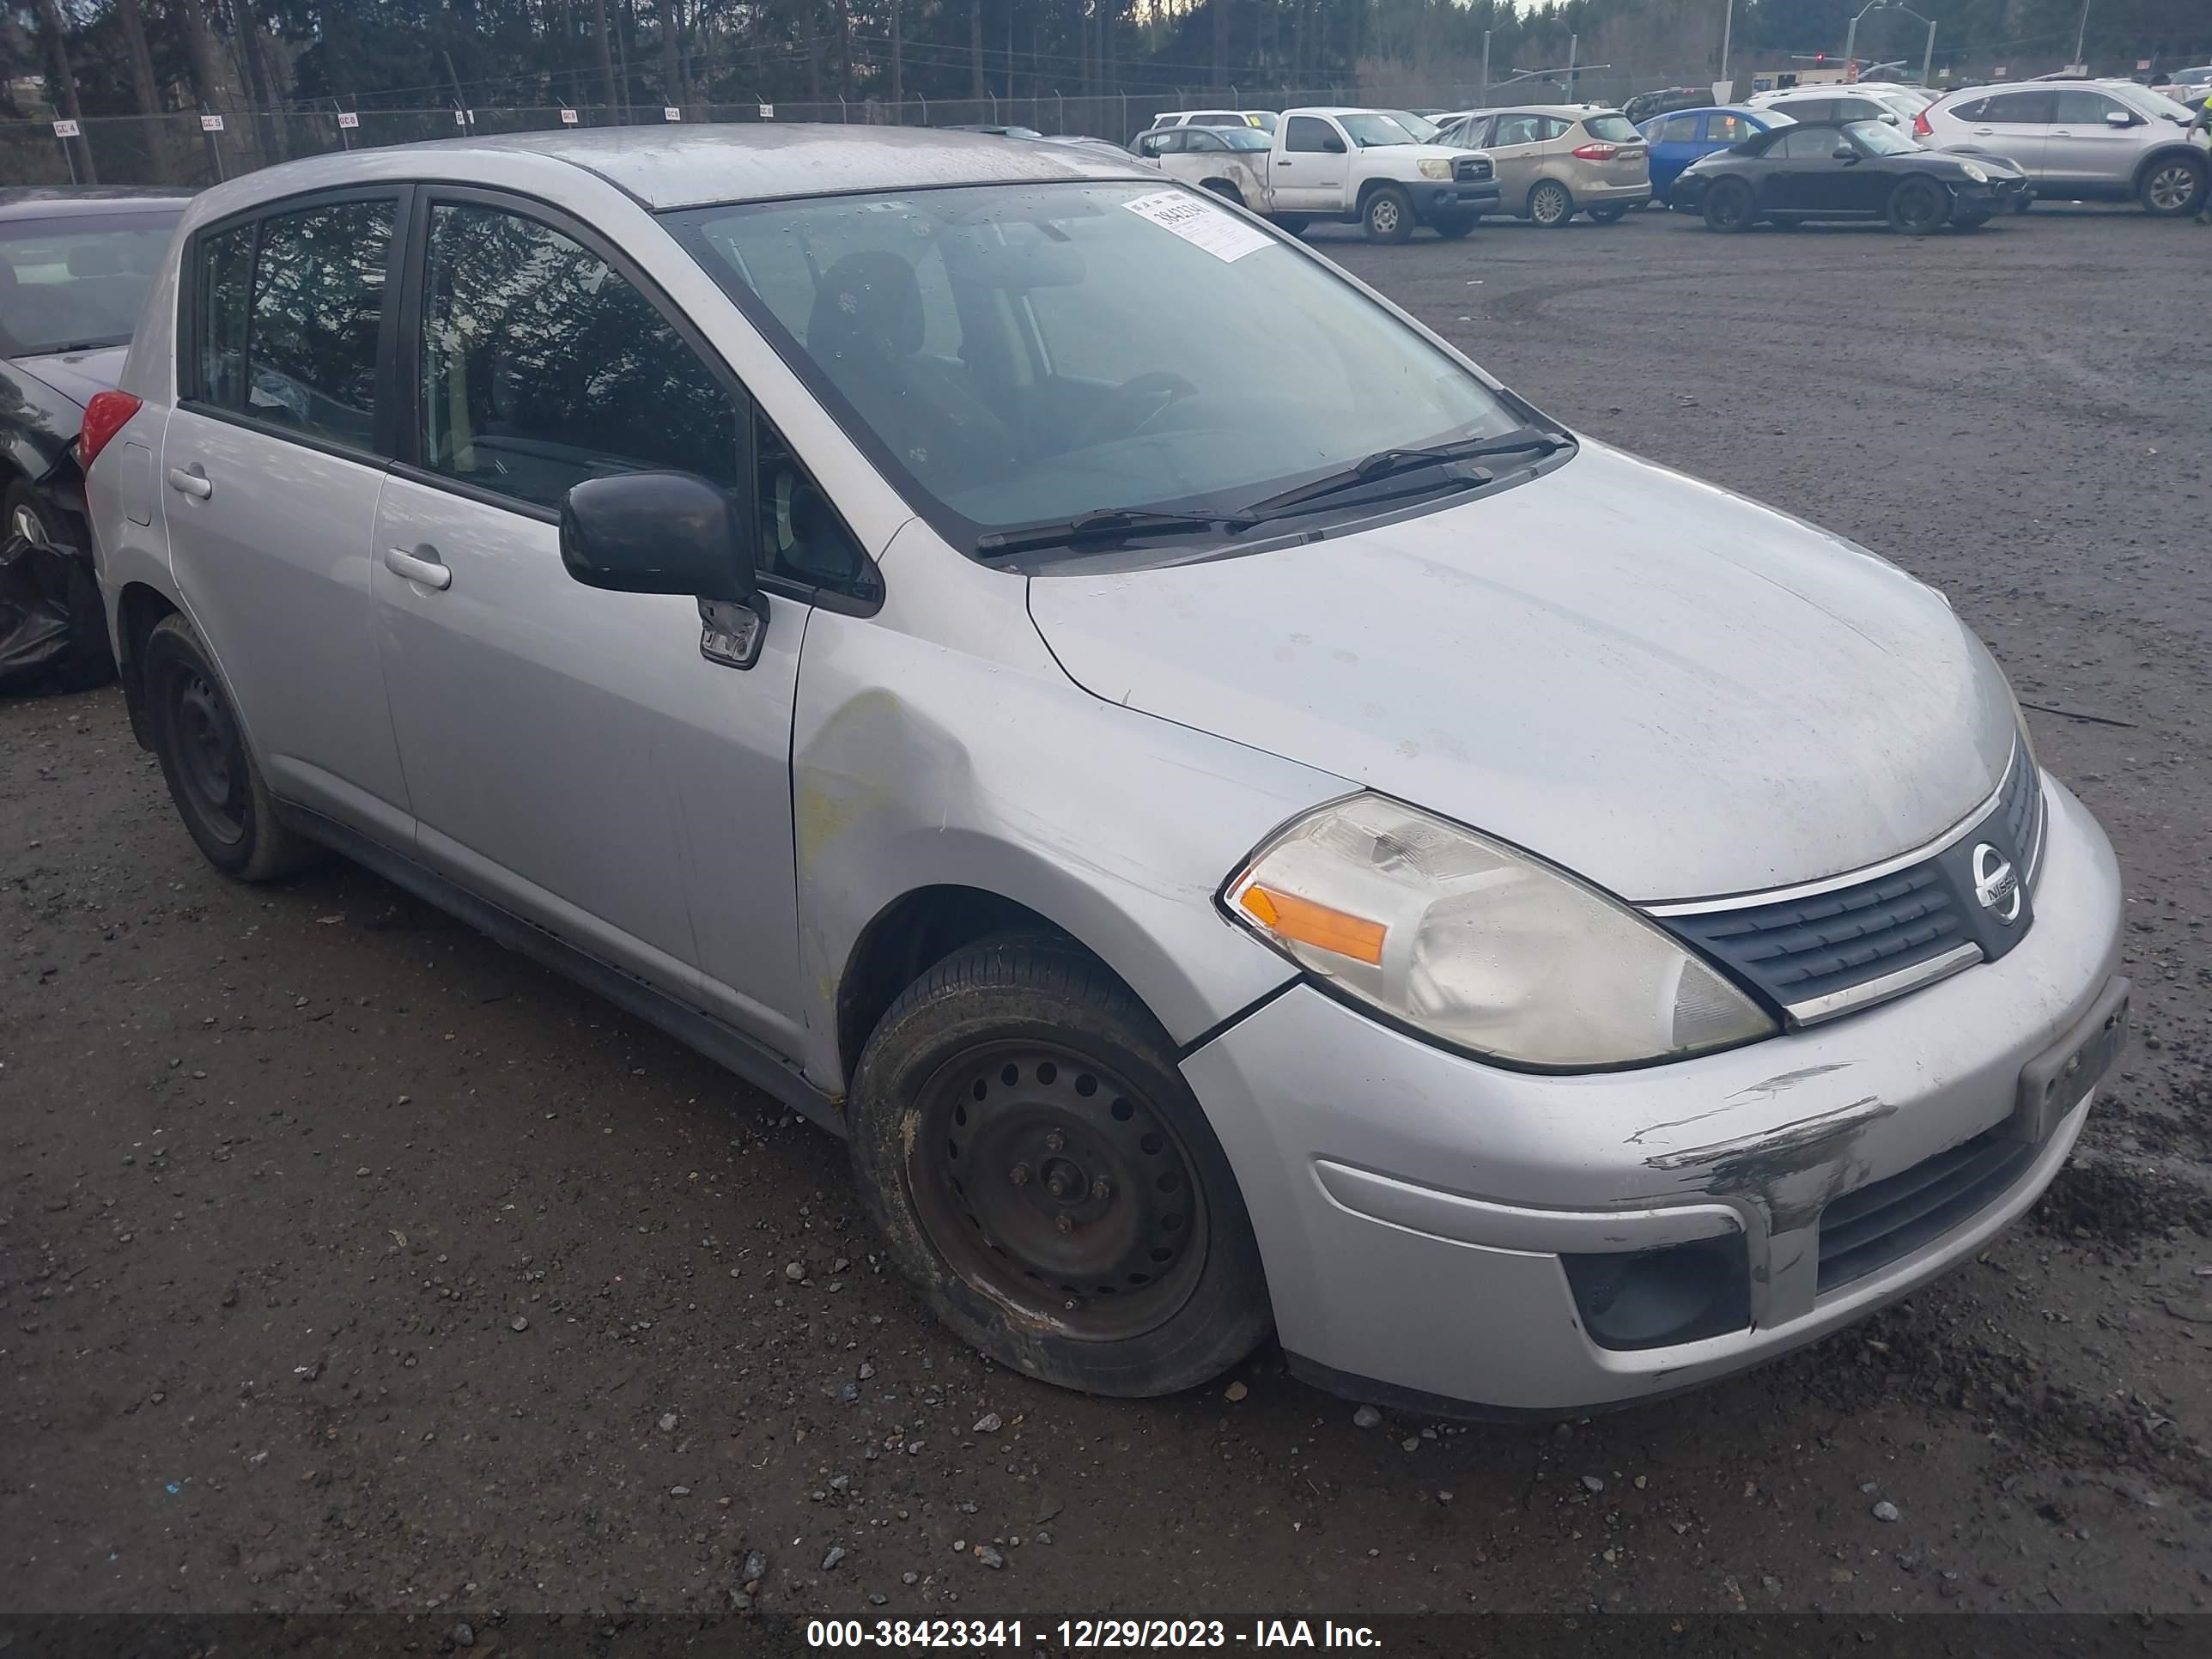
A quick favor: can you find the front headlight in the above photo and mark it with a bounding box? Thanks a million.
[1960,161,1990,184]
[1419,158,1454,179]
[1225,796,1777,1070]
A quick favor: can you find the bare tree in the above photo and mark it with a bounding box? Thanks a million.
[593,0,618,112]
[33,0,96,180]
[971,0,985,100]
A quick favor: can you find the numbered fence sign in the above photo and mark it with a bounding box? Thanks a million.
[758,104,775,120]
[561,108,580,125]
[2138,59,2153,71]
[1992,65,2008,78]
[337,112,359,130]
[664,106,683,122]
[52,119,80,138]
[201,113,225,131]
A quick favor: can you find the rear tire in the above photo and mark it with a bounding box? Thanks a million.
[846,934,1273,1398]
[1887,177,1949,234]
[142,613,324,882]
[1528,179,1575,228]
[1362,185,1415,243]
[1588,204,1626,224]
[1270,214,1310,236]
[3,481,115,694]
[1701,179,1754,233]
[1431,211,1477,239]
[2140,154,2207,216]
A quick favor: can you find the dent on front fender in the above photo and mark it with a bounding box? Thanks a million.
[787,556,1348,1096]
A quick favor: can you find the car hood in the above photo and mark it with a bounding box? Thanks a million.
[1025,441,2018,904]
[15,344,128,408]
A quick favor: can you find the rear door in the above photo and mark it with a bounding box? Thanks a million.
[1958,89,2056,178]
[2045,88,2140,191]
[161,187,412,842]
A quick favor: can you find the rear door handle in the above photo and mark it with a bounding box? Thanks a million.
[167,466,212,500]
[384,545,452,591]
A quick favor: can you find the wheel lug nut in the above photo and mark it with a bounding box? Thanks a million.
[1044,1130,1065,1152]
[1091,1176,1112,1201]
[1054,1212,1073,1234]
[1009,1163,1030,1188]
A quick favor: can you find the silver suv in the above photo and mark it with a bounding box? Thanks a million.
[84,126,2124,1416]
[1917,79,2210,215]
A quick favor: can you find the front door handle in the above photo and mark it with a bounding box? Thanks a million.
[384,545,452,591]
[167,465,213,500]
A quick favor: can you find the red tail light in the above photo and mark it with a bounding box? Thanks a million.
[1572,142,1621,160]
[78,390,143,469]
[1912,108,1933,137]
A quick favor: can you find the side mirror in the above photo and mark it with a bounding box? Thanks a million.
[1833,145,1857,160]
[562,471,769,666]
[2104,107,2136,126]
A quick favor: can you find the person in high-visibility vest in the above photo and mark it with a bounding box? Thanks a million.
[2197,100,2212,224]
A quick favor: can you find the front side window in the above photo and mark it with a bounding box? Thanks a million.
[1772,127,1841,161]
[416,202,739,508]
[1845,119,1917,155]
[2054,90,2127,123]
[1285,116,1340,153]
[195,198,392,449]
[0,208,183,356]
[1706,113,1757,144]
[670,181,1522,560]
[1658,114,1700,143]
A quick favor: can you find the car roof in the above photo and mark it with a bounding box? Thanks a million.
[1482,104,1623,118]
[0,186,194,222]
[208,125,1152,214]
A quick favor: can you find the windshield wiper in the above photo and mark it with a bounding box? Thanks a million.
[974,506,1252,558]
[1234,427,1573,522]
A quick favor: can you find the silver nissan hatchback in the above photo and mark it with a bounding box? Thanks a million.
[84,127,2125,1415]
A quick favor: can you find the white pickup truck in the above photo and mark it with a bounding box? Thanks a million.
[1134,106,1500,241]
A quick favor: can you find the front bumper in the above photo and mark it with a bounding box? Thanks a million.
[1182,778,2124,1413]
[1407,179,1503,217]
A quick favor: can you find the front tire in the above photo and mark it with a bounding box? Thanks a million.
[846,935,1272,1397]
[3,481,115,694]
[1701,179,1754,233]
[143,613,323,881]
[1887,177,1949,235]
[2140,154,2207,217]
[1528,179,1575,228]
[1362,185,1415,243]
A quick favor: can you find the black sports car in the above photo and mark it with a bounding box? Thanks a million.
[1,186,189,691]
[1670,119,2029,234]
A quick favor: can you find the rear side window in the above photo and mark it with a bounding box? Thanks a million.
[194,198,393,450]
[416,201,740,508]
[1706,113,1757,144]
[1658,114,1701,143]
[1981,91,2057,124]
[1784,100,1837,123]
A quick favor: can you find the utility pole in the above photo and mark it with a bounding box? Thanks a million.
[892,0,902,111]
[1480,29,1490,106]
[2072,0,2092,72]
[592,0,617,115]
[1720,0,1733,86]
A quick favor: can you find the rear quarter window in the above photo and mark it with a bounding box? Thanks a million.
[1584,115,1642,143]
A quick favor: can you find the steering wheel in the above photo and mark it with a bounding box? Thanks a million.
[1072,371,1200,448]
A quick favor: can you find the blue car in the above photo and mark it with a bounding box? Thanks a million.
[1637,106,1793,204]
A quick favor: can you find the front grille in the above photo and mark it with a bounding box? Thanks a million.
[1455,155,1493,183]
[1659,740,2042,1023]
[1816,1125,2038,1293]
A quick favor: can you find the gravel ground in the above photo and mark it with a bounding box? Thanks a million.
[6,203,2211,1626]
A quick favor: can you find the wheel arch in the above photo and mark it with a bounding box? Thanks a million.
[115,580,181,750]
[2131,143,2208,195]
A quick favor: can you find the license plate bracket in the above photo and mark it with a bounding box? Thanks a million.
[2009,976,2130,1145]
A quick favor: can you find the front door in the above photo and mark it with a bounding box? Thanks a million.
[1274,114,1350,211]
[161,189,413,842]
[1484,113,1552,210]
[371,191,813,1052]
[1960,89,2056,180]
[1759,127,1858,213]
[2045,89,2141,191]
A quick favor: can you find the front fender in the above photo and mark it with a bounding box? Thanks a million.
[789,531,1347,1094]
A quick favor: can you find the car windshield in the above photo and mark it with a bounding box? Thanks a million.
[668,180,1521,555]
[1583,114,1642,143]
[0,208,181,356]
[1216,128,1272,151]
[1382,111,1441,142]
[1845,120,1917,155]
[1340,113,1420,147]
[2123,85,2196,119]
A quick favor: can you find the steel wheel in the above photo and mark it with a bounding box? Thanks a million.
[906,1039,1208,1340]
[1370,197,1401,235]
[163,662,249,848]
[1529,180,1573,227]
[2142,158,2205,216]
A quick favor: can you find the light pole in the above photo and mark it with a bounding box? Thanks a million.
[1721,0,1733,85]
[1844,3,1938,87]
[2073,1,2092,73]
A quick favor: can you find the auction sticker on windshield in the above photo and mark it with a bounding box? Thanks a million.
[1120,189,1273,262]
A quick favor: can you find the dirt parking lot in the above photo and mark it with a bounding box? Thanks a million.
[7,202,2212,1630]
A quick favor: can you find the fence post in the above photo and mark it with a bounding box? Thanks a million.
[838,95,848,124]
[1120,91,1128,137]
[202,107,225,182]
[1055,88,1064,129]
